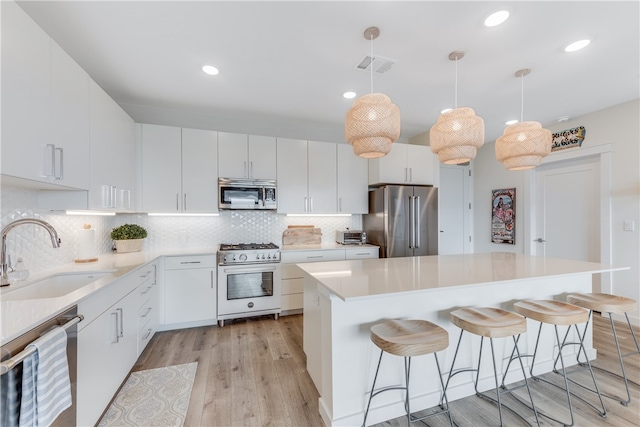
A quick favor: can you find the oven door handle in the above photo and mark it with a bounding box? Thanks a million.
[222,266,279,274]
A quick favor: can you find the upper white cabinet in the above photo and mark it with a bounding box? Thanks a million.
[218,132,276,179]
[141,124,218,213]
[368,143,436,186]
[277,139,337,214]
[337,144,368,214]
[89,80,135,211]
[2,1,90,189]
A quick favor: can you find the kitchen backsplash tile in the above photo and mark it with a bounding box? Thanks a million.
[1,184,362,274]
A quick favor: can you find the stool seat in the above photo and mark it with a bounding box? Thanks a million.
[371,319,449,357]
[450,307,526,338]
[514,300,588,326]
[567,293,637,314]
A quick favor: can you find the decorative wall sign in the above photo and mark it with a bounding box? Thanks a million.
[491,188,515,244]
[551,126,586,152]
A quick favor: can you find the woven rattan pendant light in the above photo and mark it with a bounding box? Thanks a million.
[495,69,552,170]
[345,27,400,158]
[430,51,485,165]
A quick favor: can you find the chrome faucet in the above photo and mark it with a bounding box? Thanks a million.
[1,218,61,287]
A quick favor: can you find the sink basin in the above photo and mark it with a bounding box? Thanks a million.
[1,271,114,301]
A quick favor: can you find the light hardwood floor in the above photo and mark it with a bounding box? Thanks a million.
[133,313,639,426]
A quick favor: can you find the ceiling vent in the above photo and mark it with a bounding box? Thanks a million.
[355,55,397,74]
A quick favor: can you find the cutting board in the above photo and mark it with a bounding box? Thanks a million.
[282,225,322,245]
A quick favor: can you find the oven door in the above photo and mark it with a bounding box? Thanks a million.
[217,264,281,316]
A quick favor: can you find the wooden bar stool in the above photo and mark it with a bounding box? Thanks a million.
[362,319,453,427]
[444,307,540,427]
[567,292,639,406]
[512,299,606,426]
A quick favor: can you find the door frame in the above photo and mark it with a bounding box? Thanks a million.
[525,143,613,292]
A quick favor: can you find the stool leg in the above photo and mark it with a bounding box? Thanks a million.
[433,352,455,427]
[511,334,541,427]
[488,337,506,426]
[473,336,485,396]
[362,349,384,427]
[606,311,634,405]
[404,356,411,425]
[572,323,607,417]
[440,329,465,407]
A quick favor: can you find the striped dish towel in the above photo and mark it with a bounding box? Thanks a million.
[19,327,71,427]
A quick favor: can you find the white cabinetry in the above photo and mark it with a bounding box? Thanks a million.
[136,262,158,355]
[77,274,138,427]
[280,247,378,312]
[1,1,90,189]
[369,143,436,186]
[141,124,218,213]
[337,144,368,214]
[89,80,135,211]
[218,132,277,179]
[277,139,337,214]
[162,255,217,328]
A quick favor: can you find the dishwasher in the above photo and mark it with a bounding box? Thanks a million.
[1,306,82,426]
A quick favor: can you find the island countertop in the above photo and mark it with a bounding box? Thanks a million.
[296,252,628,301]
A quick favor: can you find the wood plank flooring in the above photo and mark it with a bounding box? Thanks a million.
[134,313,639,426]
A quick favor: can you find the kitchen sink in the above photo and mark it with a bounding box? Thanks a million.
[1,271,115,300]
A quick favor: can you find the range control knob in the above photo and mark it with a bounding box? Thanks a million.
[239,254,247,262]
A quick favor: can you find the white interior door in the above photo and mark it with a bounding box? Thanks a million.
[439,164,471,254]
[535,156,600,263]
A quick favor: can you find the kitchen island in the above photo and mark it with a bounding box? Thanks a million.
[298,252,627,426]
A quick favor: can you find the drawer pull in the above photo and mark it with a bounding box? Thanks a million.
[307,256,324,259]
[179,261,202,264]
[141,307,152,318]
[142,329,153,340]
[141,285,152,295]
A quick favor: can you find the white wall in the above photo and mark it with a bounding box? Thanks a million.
[474,99,640,322]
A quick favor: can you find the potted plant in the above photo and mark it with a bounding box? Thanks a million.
[110,223,147,253]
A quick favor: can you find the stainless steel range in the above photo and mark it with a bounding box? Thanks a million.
[217,243,281,326]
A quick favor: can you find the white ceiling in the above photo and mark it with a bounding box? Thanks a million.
[17,1,640,144]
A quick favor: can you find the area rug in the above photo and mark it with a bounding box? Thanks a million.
[98,362,197,427]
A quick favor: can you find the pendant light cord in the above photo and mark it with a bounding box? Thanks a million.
[520,75,525,122]
[370,33,374,94]
[454,57,458,109]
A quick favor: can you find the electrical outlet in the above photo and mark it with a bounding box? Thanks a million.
[623,220,635,232]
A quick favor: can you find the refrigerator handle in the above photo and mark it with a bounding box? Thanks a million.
[408,195,415,248]
[414,196,421,248]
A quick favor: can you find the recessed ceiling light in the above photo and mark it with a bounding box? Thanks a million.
[556,116,570,122]
[564,39,591,52]
[505,119,518,125]
[343,91,356,99]
[484,10,510,27]
[202,65,219,75]
[440,108,453,114]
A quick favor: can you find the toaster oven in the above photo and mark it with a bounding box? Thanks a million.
[336,230,367,245]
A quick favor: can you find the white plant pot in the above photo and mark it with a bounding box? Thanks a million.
[114,238,144,253]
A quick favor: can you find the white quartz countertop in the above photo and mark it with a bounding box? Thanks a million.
[0,248,218,344]
[296,252,629,301]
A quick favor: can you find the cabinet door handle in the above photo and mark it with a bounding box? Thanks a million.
[111,185,117,208]
[54,146,64,180]
[176,193,180,211]
[184,193,187,211]
[45,144,55,178]
[339,198,342,212]
[111,312,119,343]
[404,167,408,182]
[116,308,124,338]
[409,167,412,182]
[244,161,247,178]
[310,197,314,212]
[304,197,308,212]
[211,270,214,289]
[250,161,254,178]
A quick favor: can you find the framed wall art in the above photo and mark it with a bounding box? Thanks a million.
[491,188,515,244]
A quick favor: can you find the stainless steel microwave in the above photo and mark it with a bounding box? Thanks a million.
[218,178,277,210]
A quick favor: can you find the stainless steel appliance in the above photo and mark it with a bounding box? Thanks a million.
[218,178,277,210]
[335,230,367,245]
[217,243,281,326]
[1,306,81,426]
[363,185,438,257]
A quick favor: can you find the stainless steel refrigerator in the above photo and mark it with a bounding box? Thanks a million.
[363,185,438,258]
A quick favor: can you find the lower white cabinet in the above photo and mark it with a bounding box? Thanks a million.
[163,255,217,328]
[77,274,138,427]
[280,247,378,312]
[136,262,158,355]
